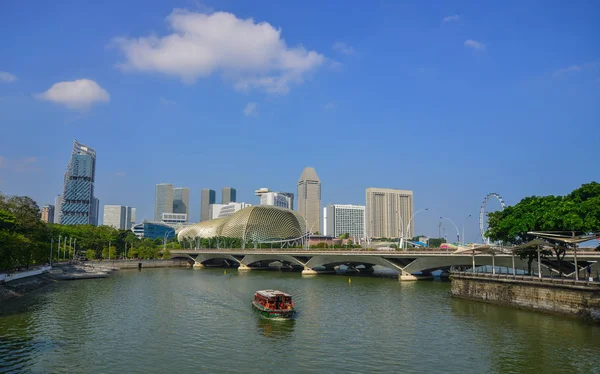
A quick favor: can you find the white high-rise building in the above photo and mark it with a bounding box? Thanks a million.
[366,188,414,240]
[260,192,292,209]
[210,202,252,219]
[103,205,136,229]
[324,204,365,241]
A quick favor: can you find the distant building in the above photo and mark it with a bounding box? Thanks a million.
[154,184,174,222]
[201,188,216,221]
[53,195,62,223]
[161,213,187,225]
[132,222,175,240]
[41,205,55,223]
[255,188,294,210]
[222,187,237,204]
[365,188,414,239]
[324,204,365,241]
[103,205,135,229]
[173,187,190,222]
[60,140,97,225]
[298,167,321,233]
[91,197,99,226]
[210,202,252,219]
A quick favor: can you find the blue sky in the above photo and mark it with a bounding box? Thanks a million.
[0,0,598,242]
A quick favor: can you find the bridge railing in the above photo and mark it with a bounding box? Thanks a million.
[170,248,462,255]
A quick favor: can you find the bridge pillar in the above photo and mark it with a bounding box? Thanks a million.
[302,268,318,275]
[238,264,252,271]
[193,262,205,268]
[399,271,433,281]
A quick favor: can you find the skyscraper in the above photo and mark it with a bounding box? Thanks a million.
[365,188,414,239]
[173,187,190,222]
[255,188,294,210]
[60,140,97,225]
[324,204,365,240]
[222,187,237,204]
[154,183,173,221]
[103,205,136,229]
[53,195,62,223]
[41,205,55,223]
[201,188,216,221]
[297,167,321,233]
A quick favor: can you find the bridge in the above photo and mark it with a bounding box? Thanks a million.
[170,249,600,281]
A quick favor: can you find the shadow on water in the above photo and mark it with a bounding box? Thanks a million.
[255,316,296,339]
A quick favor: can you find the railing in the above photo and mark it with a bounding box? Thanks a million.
[0,266,52,283]
[170,248,464,255]
[450,271,600,286]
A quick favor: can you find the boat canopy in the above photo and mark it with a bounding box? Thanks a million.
[255,290,292,298]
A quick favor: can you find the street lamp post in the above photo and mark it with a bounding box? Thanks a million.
[73,239,77,260]
[441,217,460,245]
[395,211,405,250]
[405,209,429,250]
[63,236,67,261]
[69,237,73,261]
[462,214,471,246]
[58,235,61,263]
[50,238,54,266]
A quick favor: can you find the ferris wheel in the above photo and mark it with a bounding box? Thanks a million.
[479,193,506,243]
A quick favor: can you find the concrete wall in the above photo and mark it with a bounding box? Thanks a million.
[451,273,600,322]
[0,266,51,283]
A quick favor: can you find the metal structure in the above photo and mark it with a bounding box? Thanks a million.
[177,206,307,244]
[479,193,506,244]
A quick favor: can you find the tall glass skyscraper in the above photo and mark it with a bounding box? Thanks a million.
[60,140,97,225]
[298,167,321,234]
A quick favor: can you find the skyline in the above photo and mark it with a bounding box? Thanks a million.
[0,1,598,243]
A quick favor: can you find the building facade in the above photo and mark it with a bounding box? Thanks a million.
[201,188,216,221]
[132,222,175,240]
[210,202,252,219]
[297,167,321,233]
[365,188,414,239]
[103,205,135,229]
[173,187,190,222]
[256,188,294,210]
[53,195,62,223]
[154,184,173,222]
[41,205,55,223]
[324,204,365,241]
[161,213,187,225]
[222,187,237,204]
[60,140,97,225]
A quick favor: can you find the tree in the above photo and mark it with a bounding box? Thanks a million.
[487,182,600,275]
[428,238,447,248]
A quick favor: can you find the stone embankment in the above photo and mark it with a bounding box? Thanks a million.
[450,272,600,322]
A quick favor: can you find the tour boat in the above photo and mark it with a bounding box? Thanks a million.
[252,290,296,319]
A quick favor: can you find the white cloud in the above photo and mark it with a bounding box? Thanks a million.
[332,42,355,55]
[243,102,258,116]
[323,101,336,110]
[113,9,325,94]
[464,39,486,50]
[0,71,17,83]
[37,79,110,110]
[0,156,39,172]
[553,65,582,77]
[159,97,176,106]
[443,15,461,23]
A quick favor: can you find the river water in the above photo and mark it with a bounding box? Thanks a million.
[1,268,599,373]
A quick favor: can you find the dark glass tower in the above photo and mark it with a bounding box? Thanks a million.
[59,140,97,225]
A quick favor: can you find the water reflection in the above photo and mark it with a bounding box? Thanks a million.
[256,317,295,339]
[450,298,600,373]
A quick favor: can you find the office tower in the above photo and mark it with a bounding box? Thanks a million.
[127,207,136,228]
[201,188,216,221]
[103,205,136,229]
[60,140,97,225]
[91,197,99,226]
[173,187,190,222]
[222,187,237,204]
[155,183,174,221]
[324,204,365,240]
[365,188,414,239]
[54,195,62,223]
[41,205,55,223]
[256,188,294,210]
[297,167,321,233]
[103,205,126,229]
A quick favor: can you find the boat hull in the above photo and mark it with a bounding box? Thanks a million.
[252,301,295,319]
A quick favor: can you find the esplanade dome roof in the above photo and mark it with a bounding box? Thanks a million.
[176,206,306,243]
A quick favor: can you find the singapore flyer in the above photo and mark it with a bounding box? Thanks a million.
[480,193,506,243]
